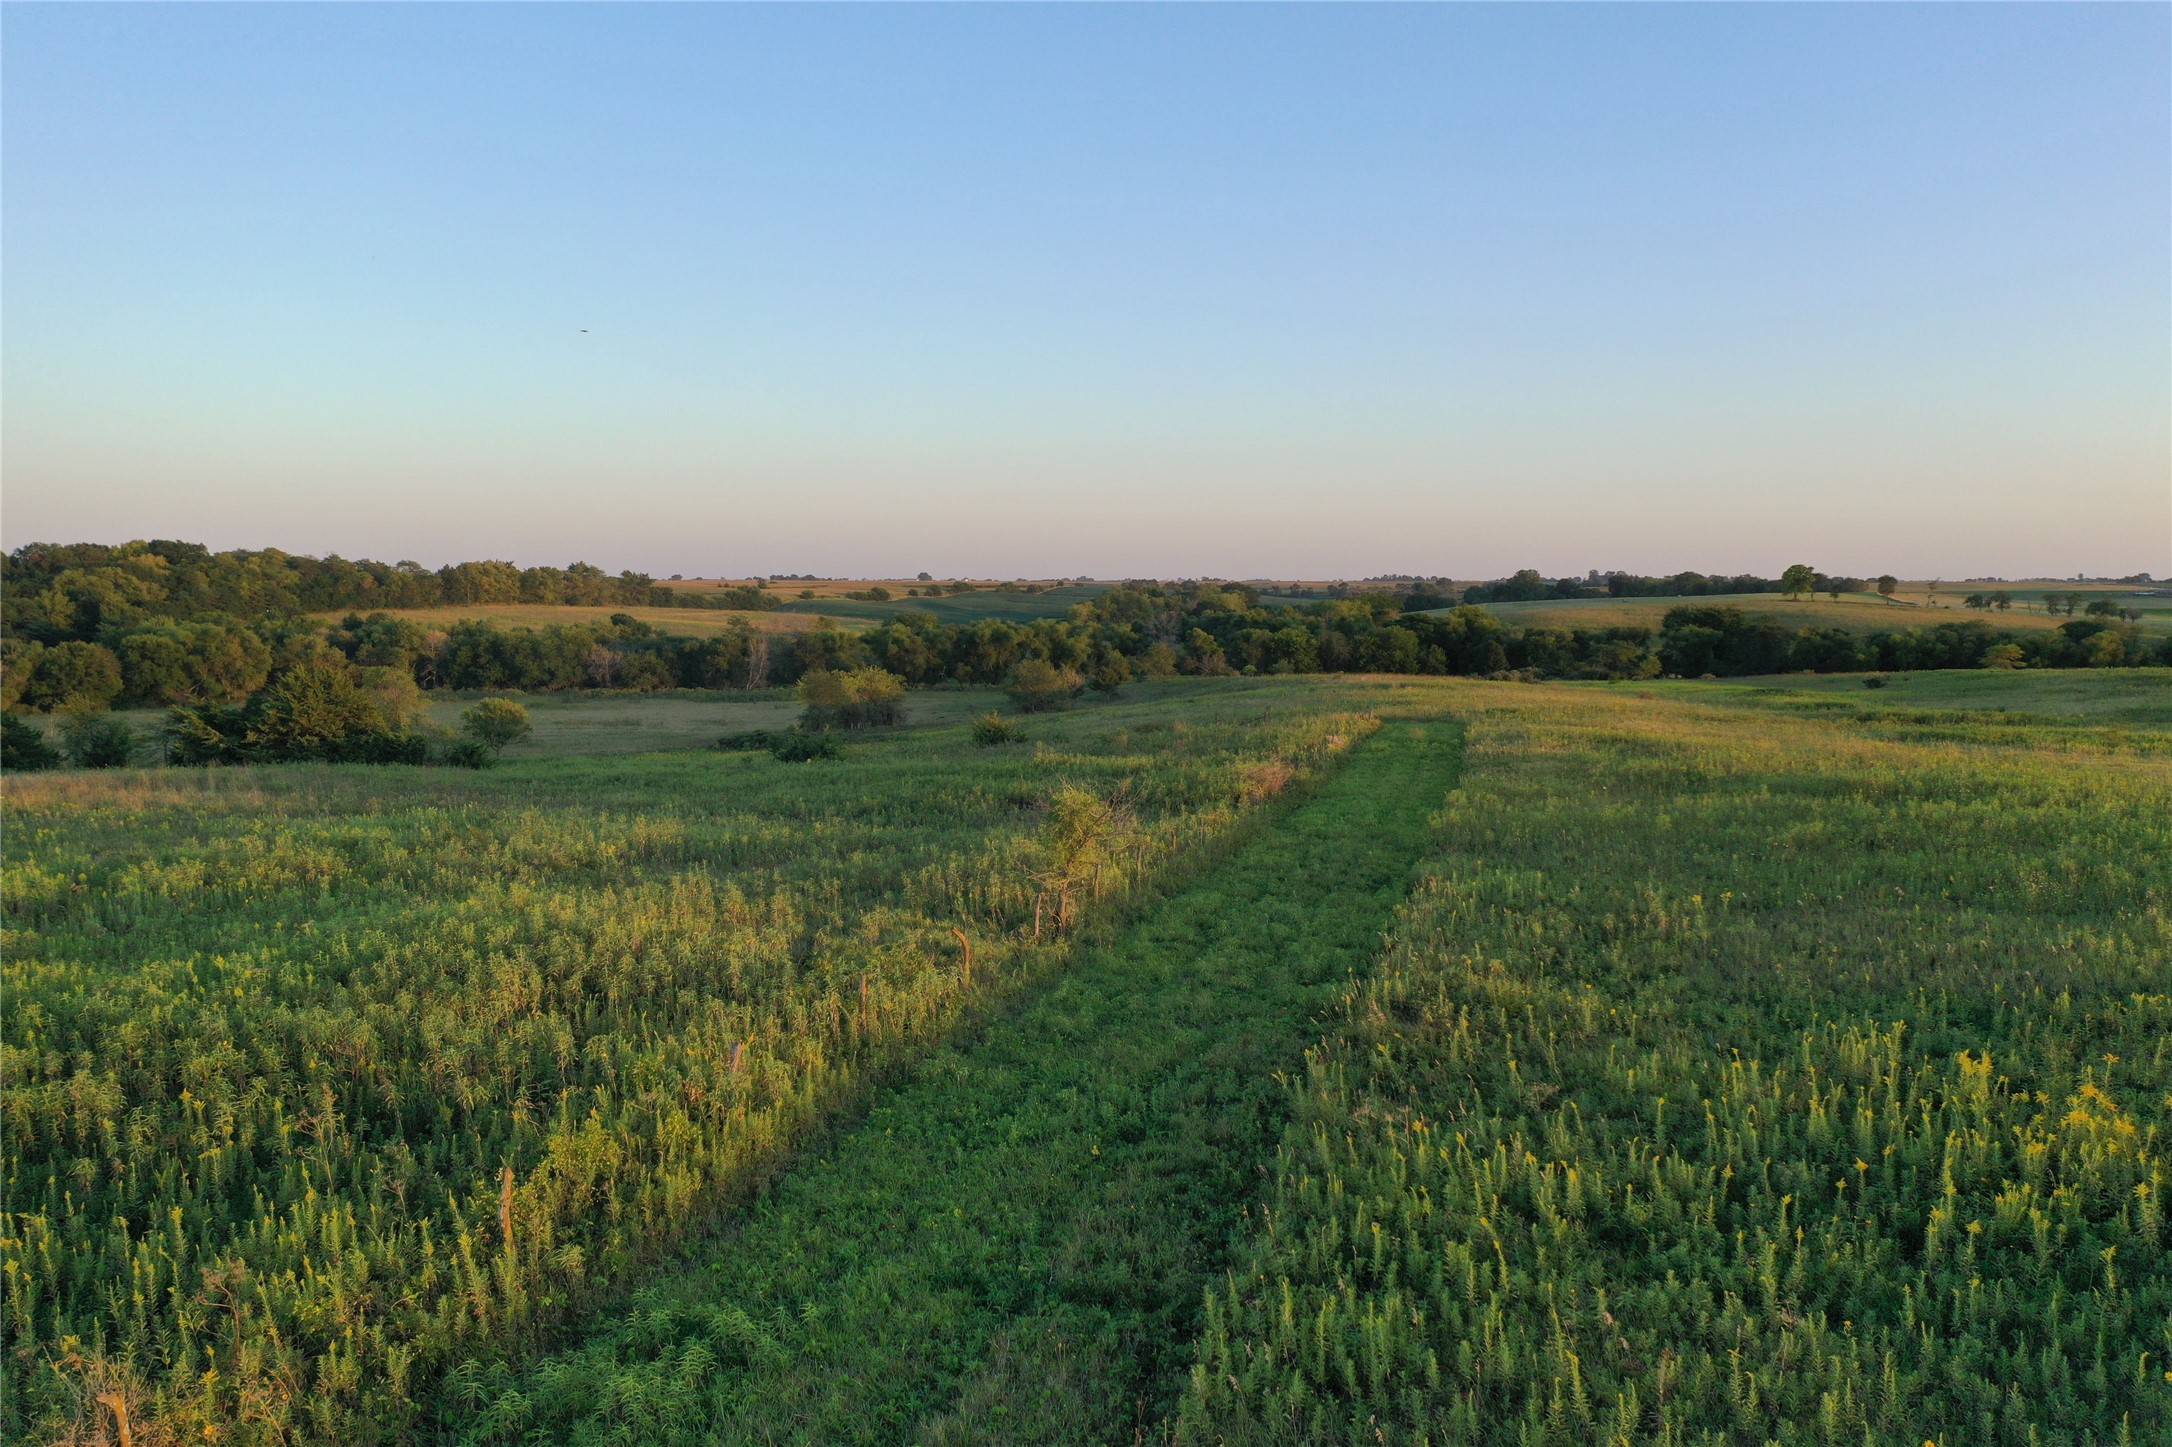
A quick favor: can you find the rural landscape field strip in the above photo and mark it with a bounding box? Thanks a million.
[449,719,1464,1445]
[1,687,1366,1443]
[1177,683,2170,1445]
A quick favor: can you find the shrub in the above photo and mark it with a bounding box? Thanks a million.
[1979,643,2025,670]
[461,697,533,754]
[1,712,62,771]
[441,737,499,769]
[970,711,1021,746]
[1004,658,1083,714]
[1863,675,1888,689]
[717,729,777,753]
[60,713,137,769]
[769,728,843,762]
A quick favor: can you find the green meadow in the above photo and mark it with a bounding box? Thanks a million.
[5,670,2167,1445]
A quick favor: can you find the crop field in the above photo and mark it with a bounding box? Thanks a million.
[4,669,2166,1445]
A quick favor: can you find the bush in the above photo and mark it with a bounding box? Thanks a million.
[717,729,777,752]
[60,713,137,769]
[769,728,843,762]
[1004,658,1083,713]
[461,697,532,753]
[440,737,499,769]
[971,711,1021,746]
[1863,675,1888,689]
[1,712,62,771]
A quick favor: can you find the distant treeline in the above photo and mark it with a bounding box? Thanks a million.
[1,539,774,643]
[3,546,2165,721]
[1456,567,1869,605]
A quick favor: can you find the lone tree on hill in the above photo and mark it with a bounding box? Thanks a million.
[1780,564,1817,601]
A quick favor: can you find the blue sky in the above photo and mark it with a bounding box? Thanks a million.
[5,4,2165,579]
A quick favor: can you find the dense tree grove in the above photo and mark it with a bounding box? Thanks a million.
[3,548,2165,743]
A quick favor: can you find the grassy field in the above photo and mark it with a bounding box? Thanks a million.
[1,680,1371,1444]
[774,583,1110,626]
[1674,667,2172,726]
[304,604,857,636]
[1431,590,2172,635]
[1180,676,2170,1444]
[6,670,2166,1445]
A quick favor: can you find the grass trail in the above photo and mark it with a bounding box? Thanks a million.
[452,719,1463,1445]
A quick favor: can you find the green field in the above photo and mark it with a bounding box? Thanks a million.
[5,671,2167,1445]
[776,583,1110,625]
[1432,590,2172,635]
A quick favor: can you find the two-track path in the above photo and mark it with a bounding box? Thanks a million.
[459,719,1461,1446]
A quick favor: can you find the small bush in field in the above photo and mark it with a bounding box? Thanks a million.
[717,729,777,752]
[770,728,843,762]
[461,697,532,754]
[1005,659,1083,713]
[1863,674,1888,689]
[441,737,499,769]
[970,711,1021,746]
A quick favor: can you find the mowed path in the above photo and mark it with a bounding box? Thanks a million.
[453,720,1462,1446]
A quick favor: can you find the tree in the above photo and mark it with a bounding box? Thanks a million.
[460,698,532,754]
[797,667,905,729]
[1876,575,1898,599]
[1780,564,1817,601]
[1005,658,1084,713]
[19,641,124,713]
[244,660,390,757]
[1992,591,2012,612]
[1,712,61,770]
[1088,652,1132,696]
[1979,643,2025,670]
[60,713,137,768]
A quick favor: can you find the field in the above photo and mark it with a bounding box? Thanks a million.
[1433,590,2172,635]
[5,670,2167,1445]
[303,604,852,637]
[774,584,1111,625]
[1,680,1371,1443]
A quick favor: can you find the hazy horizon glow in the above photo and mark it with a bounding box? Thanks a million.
[5,5,2167,580]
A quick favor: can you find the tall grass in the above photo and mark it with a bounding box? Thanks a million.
[2,692,1366,1445]
[1177,683,2169,1445]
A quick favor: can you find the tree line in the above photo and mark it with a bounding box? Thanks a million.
[5,554,2165,741]
[2,538,775,644]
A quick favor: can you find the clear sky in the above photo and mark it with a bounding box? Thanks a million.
[4,4,2166,581]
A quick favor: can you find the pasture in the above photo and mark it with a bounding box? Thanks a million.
[4,669,2165,1445]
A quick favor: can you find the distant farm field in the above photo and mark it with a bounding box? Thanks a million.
[775,583,1111,624]
[305,603,854,636]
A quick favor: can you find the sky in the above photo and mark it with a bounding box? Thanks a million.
[4,4,2166,581]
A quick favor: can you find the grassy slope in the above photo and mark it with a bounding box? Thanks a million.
[1178,677,2170,1444]
[450,711,1466,1445]
[1664,667,2172,725]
